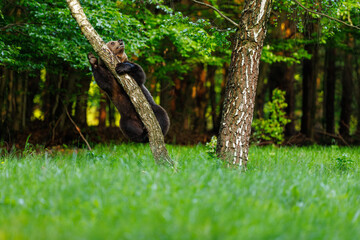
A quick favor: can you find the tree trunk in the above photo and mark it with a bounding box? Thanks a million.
[107,97,114,127]
[98,91,107,128]
[207,65,218,133]
[26,71,40,125]
[356,39,360,141]
[42,70,61,125]
[193,63,208,133]
[269,62,296,136]
[216,63,229,133]
[66,0,173,166]
[339,33,354,140]
[323,44,336,134]
[75,75,91,128]
[13,71,23,132]
[0,67,8,139]
[283,64,296,136]
[254,61,269,119]
[300,15,319,139]
[160,74,172,118]
[216,0,272,168]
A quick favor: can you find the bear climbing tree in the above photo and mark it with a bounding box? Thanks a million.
[66,0,174,167]
[88,40,170,143]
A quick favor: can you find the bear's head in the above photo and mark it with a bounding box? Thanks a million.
[107,39,128,63]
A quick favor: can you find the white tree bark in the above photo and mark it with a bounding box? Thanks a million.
[66,0,174,167]
[216,0,272,169]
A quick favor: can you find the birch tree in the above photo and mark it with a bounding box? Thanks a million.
[66,0,174,167]
[215,0,272,168]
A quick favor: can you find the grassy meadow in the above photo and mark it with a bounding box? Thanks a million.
[1,144,360,240]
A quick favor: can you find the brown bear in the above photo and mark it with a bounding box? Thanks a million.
[88,39,170,143]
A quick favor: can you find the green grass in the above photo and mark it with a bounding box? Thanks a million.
[1,144,360,240]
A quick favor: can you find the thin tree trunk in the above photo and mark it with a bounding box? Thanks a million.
[66,0,173,166]
[14,71,23,132]
[207,65,218,133]
[169,75,192,136]
[324,44,336,134]
[283,64,296,136]
[339,33,354,140]
[269,62,296,136]
[0,67,8,138]
[98,91,107,128]
[75,75,91,128]
[193,63,207,133]
[301,15,319,139]
[107,97,114,127]
[42,70,59,125]
[21,72,28,129]
[216,0,272,168]
[160,74,172,117]
[26,70,40,124]
[216,63,229,133]
[356,39,360,140]
[254,61,269,119]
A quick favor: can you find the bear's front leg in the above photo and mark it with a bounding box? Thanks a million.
[115,62,133,75]
[88,53,117,94]
[115,62,146,85]
[88,52,98,69]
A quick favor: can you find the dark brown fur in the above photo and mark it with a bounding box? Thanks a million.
[88,40,170,142]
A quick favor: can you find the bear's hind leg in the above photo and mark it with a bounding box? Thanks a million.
[120,118,148,143]
[152,105,170,136]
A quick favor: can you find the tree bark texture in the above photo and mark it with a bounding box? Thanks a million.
[216,0,272,168]
[66,0,173,166]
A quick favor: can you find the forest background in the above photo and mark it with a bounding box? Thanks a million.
[1,0,360,148]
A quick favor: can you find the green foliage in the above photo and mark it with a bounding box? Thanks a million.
[205,135,217,158]
[264,0,360,65]
[252,89,291,144]
[1,145,360,239]
[261,42,312,64]
[334,153,354,171]
[0,0,232,74]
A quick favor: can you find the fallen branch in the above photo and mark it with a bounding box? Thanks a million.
[315,130,350,146]
[64,105,92,151]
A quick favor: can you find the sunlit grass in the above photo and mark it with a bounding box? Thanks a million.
[1,145,360,239]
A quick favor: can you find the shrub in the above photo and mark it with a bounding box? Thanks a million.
[252,88,291,145]
[334,153,354,171]
[205,136,217,158]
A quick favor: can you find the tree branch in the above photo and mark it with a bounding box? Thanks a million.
[293,0,360,30]
[192,0,239,28]
[66,0,175,168]
[64,104,92,151]
[0,23,26,30]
